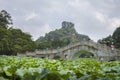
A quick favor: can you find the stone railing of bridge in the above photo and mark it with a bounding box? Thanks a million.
[18,40,120,60]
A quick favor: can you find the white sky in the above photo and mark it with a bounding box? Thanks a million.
[0,0,120,41]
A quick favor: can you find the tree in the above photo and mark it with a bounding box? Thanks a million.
[0,26,36,55]
[0,10,12,28]
[98,35,112,47]
[0,10,36,55]
[112,27,120,49]
[98,26,120,49]
[0,26,14,55]
[9,28,36,54]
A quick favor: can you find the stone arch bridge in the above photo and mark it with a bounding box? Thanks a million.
[18,40,120,61]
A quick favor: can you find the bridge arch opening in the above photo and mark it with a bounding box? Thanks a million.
[53,55,61,59]
[72,50,94,59]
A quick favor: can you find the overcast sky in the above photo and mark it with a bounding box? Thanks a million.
[0,0,120,41]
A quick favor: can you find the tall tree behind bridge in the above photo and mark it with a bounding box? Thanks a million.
[98,26,120,50]
[0,10,36,55]
[98,35,112,47]
[112,27,120,49]
[0,10,12,28]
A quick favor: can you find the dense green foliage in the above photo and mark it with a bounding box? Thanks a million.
[36,21,90,49]
[112,27,120,49]
[98,26,120,49]
[0,10,36,55]
[0,10,12,28]
[0,56,120,80]
[73,50,94,59]
[98,35,112,47]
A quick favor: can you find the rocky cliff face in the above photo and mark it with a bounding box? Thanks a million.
[36,21,90,49]
[62,21,74,29]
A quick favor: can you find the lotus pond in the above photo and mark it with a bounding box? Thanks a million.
[0,56,120,80]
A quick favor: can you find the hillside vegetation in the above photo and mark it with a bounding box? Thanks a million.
[36,21,90,49]
[98,27,120,50]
